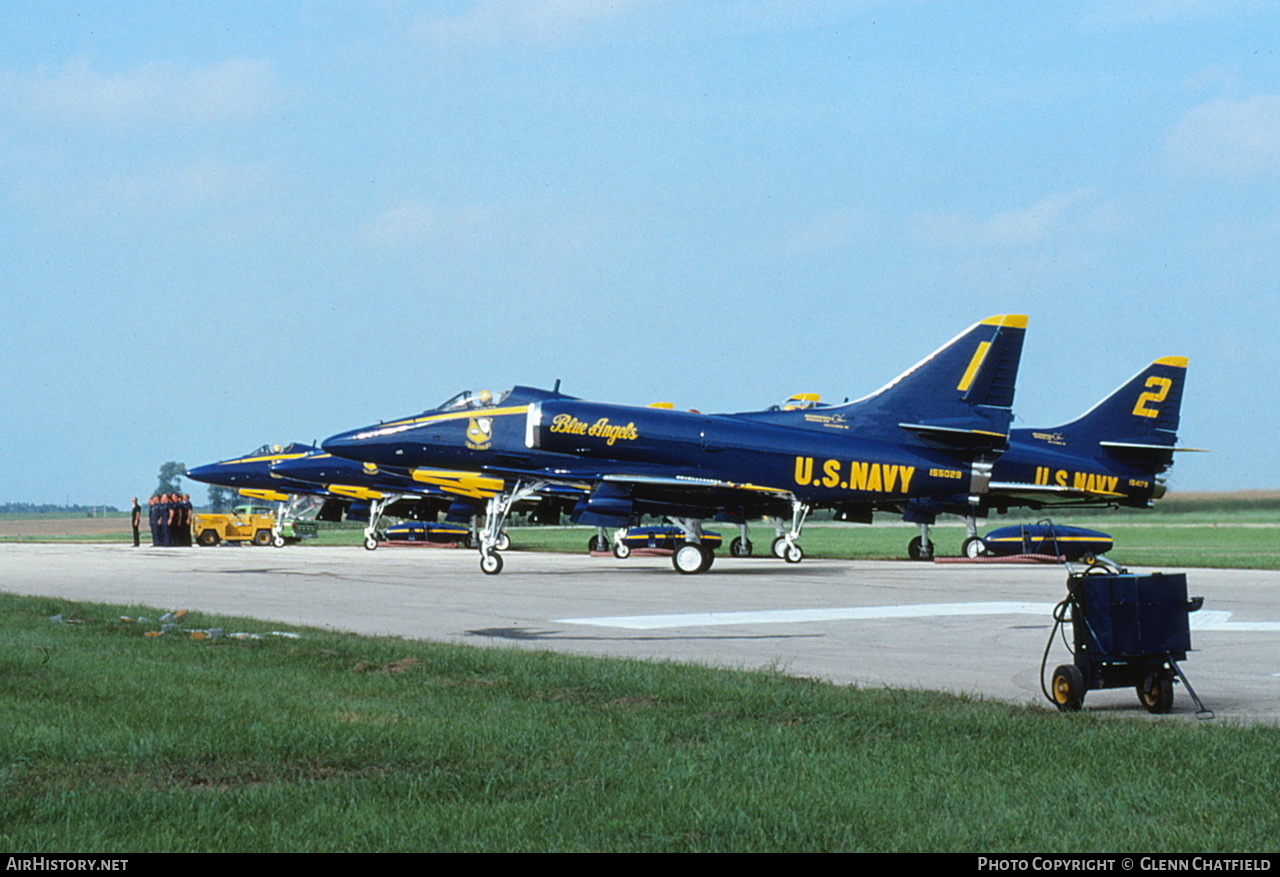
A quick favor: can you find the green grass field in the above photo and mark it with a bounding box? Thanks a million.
[7,495,1279,569]
[3,591,1278,853]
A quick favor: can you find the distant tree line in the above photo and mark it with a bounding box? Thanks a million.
[0,503,121,515]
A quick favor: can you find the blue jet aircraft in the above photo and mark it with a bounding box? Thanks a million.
[952,355,1192,558]
[323,314,1028,574]
[187,443,465,548]
[788,356,1194,559]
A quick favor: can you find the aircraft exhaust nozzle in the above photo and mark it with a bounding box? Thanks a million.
[1152,477,1167,501]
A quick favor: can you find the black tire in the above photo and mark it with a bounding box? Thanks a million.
[495,532,511,551]
[782,542,804,564]
[271,534,286,548]
[364,534,379,551]
[613,542,631,559]
[253,529,272,546]
[480,552,504,575]
[1051,664,1086,712]
[770,536,787,559]
[588,534,609,552]
[197,529,220,547]
[907,535,933,561]
[730,536,753,557]
[962,536,987,558]
[1137,671,1175,714]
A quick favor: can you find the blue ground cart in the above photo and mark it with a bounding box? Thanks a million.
[1043,565,1210,715]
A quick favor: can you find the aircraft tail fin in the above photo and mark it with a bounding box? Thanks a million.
[1043,356,1189,468]
[836,314,1028,449]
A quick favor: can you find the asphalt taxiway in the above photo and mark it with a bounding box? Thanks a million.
[4,543,1278,722]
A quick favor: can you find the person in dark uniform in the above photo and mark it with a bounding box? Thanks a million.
[148,495,161,546]
[178,494,193,546]
[131,497,141,547]
[160,494,173,547]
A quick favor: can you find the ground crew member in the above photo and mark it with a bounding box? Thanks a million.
[131,497,141,547]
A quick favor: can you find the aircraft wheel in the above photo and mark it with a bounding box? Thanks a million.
[363,535,379,551]
[962,537,987,558]
[588,534,609,552]
[770,536,787,559]
[1137,670,1174,714]
[783,542,804,564]
[613,542,631,559]
[1051,664,1085,712]
[730,537,753,557]
[1080,552,1097,565]
[480,552,504,575]
[907,536,933,561]
[197,530,220,547]
[272,534,286,548]
[673,543,707,574]
[699,545,715,572]
[495,532,511,551]
[253,529,272,547]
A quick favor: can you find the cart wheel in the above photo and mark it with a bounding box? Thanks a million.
[613,542,631,559]
[907,536,933,561]
[1137,671,1174,714]
[962,536,987,558]
[253,529,272,546]
[1051,664,1085,712]
[730,536,753,557]
[197,529,220,547]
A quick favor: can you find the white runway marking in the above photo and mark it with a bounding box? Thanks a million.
[1190,611,1280,632]
[556,603,1280,632]
[555,601,1051,630]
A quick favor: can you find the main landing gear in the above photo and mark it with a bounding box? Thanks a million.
[667,517,715,574]
[907,513,982,560]
[477,479,546,574]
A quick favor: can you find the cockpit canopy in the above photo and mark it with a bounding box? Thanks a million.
[772,393,829,411]
[434,388,511,413]
[246,442,314,457]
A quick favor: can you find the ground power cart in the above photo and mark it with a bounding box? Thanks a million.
[1044,567,1210,716]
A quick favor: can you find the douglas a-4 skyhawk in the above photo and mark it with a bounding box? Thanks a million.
[895,356,1192,559]
[323,315,1028,574]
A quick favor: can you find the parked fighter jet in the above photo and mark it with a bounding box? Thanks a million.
[323,315,1028,574]
[896,356,1192,559]
[186,443,455,548]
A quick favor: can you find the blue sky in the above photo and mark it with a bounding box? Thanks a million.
[2,1,1276,504]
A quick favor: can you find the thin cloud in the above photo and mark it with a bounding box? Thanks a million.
[1166,94,1280,179]
[910,190,1101,248]
[414,0,660,46]
[7,57,279,125]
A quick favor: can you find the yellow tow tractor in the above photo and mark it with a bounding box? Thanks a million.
[192,505,277,547]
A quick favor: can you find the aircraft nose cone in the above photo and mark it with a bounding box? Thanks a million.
[184,463,220,484]
[322,426,393,463]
